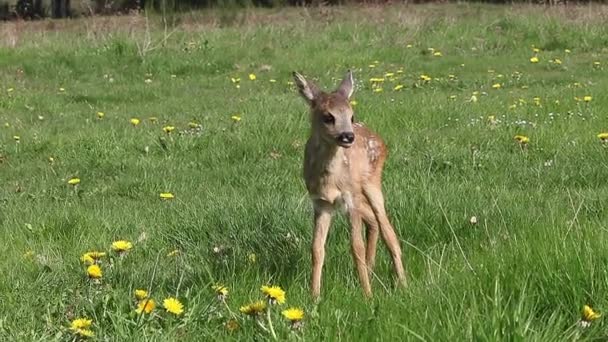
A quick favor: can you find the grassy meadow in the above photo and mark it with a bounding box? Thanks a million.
[3,3,608,340]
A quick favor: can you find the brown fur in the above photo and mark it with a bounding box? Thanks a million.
[293,70,407,299]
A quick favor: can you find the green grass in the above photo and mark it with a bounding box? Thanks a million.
[2,3,608,340]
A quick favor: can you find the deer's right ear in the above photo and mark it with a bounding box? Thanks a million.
[293,72,319,103]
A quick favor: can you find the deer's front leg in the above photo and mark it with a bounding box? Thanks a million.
[311,200,333,300]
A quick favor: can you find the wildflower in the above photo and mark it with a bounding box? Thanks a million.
[261,285,286,305]
[7,88,14,93]
[530,56,539,63]
[492,83,501,89]
[554,58,562,65]
[240,300,267,316]
[582,305,601,322]
[167,249,180,257]
[449,95,456,100]
[350,100,358,106]
[130,118,141,126]
[163,126,175,133]
[70,318,94,338]
[136,299,156,314]
[13,135,20,142]
[384,72,394,77]
[393,84,404,91]
[149,117,158,123]
[369,78,385,83]
[565,49,571,53]
[532,47,540,53]
[212,284,229,300]
[231,77,240,83]
[163,297,184,315]
[469,95,478,103]
[188,122,200,129]
[87,264,102,279]
[406,44,413,48]
[373,88,383,93]
[514,135,529,145]
[249,73,257,81]
[96,112,104,119]
[583,96,592,102]
[282,307,304,323]
[420,74,432,81]
[80,251,106,265]
[593,61,601,67]
[470,216,478,225]
[597,133,608,142]
[111,240,133,253]
[59,87,65,92]
[135,289,148,300]
[269,79,277,83]
[160,192,174,200]
[231,115,242,122]
[433,51,442,57]
[68,178,81,185]
[144,79,152,84]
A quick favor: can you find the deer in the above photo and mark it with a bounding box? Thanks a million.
[292,70,407,299]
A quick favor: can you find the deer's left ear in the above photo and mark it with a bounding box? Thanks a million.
[336,70,354,99]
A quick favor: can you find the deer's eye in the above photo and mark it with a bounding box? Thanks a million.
[323,114,335,124]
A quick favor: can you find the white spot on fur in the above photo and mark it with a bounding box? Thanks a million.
[367,138,379,162]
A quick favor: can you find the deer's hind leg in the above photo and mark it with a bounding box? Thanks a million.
[360,201,379,274]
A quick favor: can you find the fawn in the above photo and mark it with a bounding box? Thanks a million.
[292,70,407,299]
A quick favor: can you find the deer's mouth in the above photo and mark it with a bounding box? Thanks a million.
[336,140,354,148]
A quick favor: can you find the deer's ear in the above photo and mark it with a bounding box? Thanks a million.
[336,70,354,99]
[293,72,319,103]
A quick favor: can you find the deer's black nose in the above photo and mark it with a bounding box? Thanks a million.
[337,132,355,144]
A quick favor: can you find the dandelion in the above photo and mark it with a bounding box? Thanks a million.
[593,61,601,67]
[554,58,562,65]
[384,72,394,77]
[350,100,358,106]
[565,49,571,53]
[136,299,156,314]
[59,87,65,92]
[167,249,180,257]
[70,318,94,338]
[369,77,385,83]
[249,73,257,81]
[261,285,286,305]
[111,240,133,253]
[420,74,432,82]
[188,122,201,129]
[282,307,305,329]
[433,51,442,57]
[583,96,592,102]
[514,135,529,145]
[406,44,413,48]
[7,88,14,93]
[163,126,175,133]
[530,56,539,63]
[80,251,106,265]
[231,115,242,122]
[144,79,152,84]
[87,264,102,279]
[135,289,148,300]
[449,95,456,100]
[269,79,277,83]
[373,88,383,93]
[68,178,81,185]
[470,216,478,225]
[532,47,540,53]
[393,84,404,91]
[597,133,608,142]
[149,117,158,123]
[163,297,184,315]
[160,192,174,200]
[212,284,229,301]
[130,118,141,126]
[582,305,601,325]
[13,135,20,142]
[240,300,267,316]
[492,83,501,89]
[96,112,104,119]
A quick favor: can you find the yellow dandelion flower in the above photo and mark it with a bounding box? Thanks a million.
[532,47,540,53]
[433,51,442,57]
[130,118,141,126]
[420,74,432,81]
[248,73,256,81]
[87,264,102,279]
[384,72,395,77]
[492,83,501,89]
[212,285,229,300]
[597,133,608,141]
[136,299,156,314]
[593,61,601,66]
[261,285,286,305]
[96,112,104,119]
[111,240,133,253]
[373,88,383,93]
[583,96,592,102]
[231,115,242,122]
[282,307,304,322]
[406,44,413,48]
[74,329,94,338]
[565,49,571,53]
[163,297,184,315]
[167,249,180,257]
[7,88,14,92]
[393,84,404,91]
[349,100,358,106]
[583,305,601,321]
[554,58,562,65]
[135,289,148,300]
[13,135,20,142]
[449,95,457,100]
[530,56,539,63]
[80,251,106,265]
[59,87,65,92]
[149,117,158,123]
[514,135,529,144]
[160,192,174,200]
[68,178,81,185]
[70,318,94,337]
[240,300,267,316]
[269,79,277,83]
[163,126,175,133]
[188,122,200,129]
